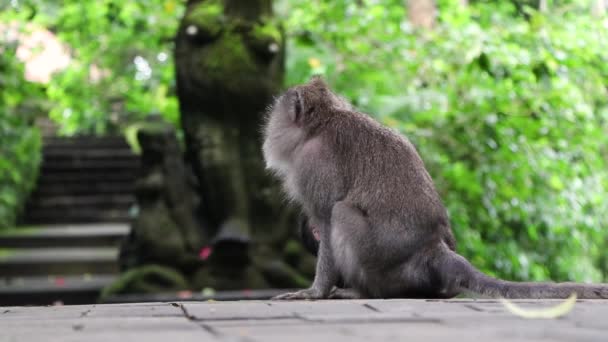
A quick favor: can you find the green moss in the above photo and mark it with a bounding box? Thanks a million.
[259,260,311,288]
[0,226,41,236]
[283,239,302,256]
[187,1,223,22]
[191,264,269,291]
[251,21,281,43]
[178,1,284,94]
[124,121,173,154]
[99,264,189,302]
[185,1,224,37]
[0,248,13,259]
[197,32,256,76]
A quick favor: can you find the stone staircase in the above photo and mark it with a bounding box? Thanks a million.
[0,224,129,305]
[22,136,139,224]
[1,136,138,306]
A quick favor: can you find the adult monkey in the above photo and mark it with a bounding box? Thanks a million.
[263,77,608,300]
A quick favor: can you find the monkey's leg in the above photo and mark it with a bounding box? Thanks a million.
[276,202,369,301]
[326,201,380,298]
[273,222,339,300]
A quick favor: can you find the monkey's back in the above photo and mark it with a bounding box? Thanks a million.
[325,110,455,249]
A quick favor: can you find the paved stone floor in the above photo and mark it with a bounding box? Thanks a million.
[2,299,607,342]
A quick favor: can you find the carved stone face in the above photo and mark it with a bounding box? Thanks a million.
[174,0,284,114]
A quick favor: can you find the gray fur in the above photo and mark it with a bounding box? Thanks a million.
[262,76,608,299]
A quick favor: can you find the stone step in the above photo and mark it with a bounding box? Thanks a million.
[23,209,132,224]
[27,194,134,209]
[37,172,136,187]
[37,171,137,184]
[34,182,136,196]
[25,195,134,224]
[43,148,137,158]
[43,136,132,149]
[0,247,119,277]
[24,135,139,225]
[40,159,140,171]
[0,224,129,248]
[0,274,116,306]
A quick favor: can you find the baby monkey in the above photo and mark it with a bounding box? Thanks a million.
[263,76,608,299]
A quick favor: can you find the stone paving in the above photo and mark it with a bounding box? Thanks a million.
[2,299,607,342]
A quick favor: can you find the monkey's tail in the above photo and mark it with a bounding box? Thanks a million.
[437,247,608,299]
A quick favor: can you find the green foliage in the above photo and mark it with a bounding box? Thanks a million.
[0,41,43,229]
[280,0,608,282]
[99,264,189,301]
[0,0,184,229]
[124,120,175,155]
[1,0,185,135]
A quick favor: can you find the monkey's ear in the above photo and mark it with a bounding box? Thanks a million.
[288,89,303,123]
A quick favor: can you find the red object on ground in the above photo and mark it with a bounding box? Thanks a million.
[54,277,65,287]
[199,246,212,260]
[178,291,193,299]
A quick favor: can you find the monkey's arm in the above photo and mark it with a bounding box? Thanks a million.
[274,222,339,300]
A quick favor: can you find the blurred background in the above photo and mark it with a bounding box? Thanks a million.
[1,0,607,306]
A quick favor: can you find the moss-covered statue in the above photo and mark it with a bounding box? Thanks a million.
[103,119,314,301]
[104,0,314,297]
[175,0,315,289]
[175,0,286,239]
[102,121,202,300]
[118,122,204,273]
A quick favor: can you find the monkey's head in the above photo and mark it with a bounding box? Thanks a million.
[262,76,350,176]
[283,76,351,125]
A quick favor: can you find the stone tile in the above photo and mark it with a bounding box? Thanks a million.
[211,318,605,342]
[209,321,531,342]
[181,299,371,321]
[0,317,214,342]
[1,302,182,320]
[85,302,184,318]
[1,304,95,320]
[3,299,608,342]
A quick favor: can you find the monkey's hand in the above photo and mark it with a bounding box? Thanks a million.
[328,287,361,300]
[272,287,327,300]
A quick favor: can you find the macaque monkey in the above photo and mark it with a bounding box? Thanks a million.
[262,76,608,300]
